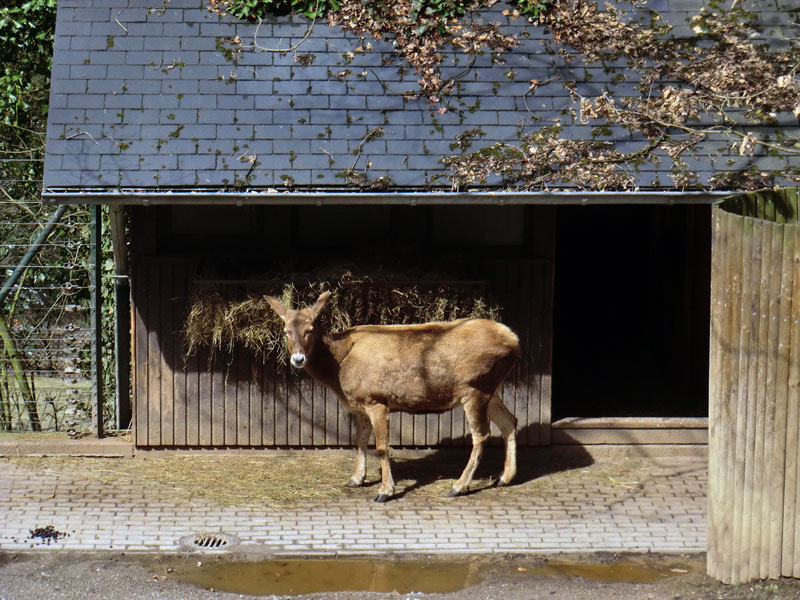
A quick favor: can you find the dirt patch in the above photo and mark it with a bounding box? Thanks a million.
[1,551,799,600]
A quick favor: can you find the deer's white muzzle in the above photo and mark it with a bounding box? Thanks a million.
[290,353,307,369]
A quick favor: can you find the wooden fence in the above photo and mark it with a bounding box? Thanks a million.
[132,258,552,448]
[708,188,800,583]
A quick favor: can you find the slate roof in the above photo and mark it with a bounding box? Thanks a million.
[43,0,800,201]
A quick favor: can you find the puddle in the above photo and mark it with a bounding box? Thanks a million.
[160,555,701,596]
[163,558,482,595]
[523,560,695,584]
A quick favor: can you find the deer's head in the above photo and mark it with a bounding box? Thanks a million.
[265,291,331,369]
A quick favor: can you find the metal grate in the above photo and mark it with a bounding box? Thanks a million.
[182,534,237,551]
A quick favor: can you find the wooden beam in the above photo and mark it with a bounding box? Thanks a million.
[551,417,709,445]
[42,189,729,206]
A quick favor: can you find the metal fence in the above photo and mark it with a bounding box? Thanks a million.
[1,159,116,435]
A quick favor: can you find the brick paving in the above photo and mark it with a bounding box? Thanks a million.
[0,453,707,555]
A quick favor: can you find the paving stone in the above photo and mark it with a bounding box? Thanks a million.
[0,456,708,555]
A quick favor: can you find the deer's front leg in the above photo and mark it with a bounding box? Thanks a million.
[365,402,394,502]
[347,412,371,488]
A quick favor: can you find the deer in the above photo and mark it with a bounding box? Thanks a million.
[265,290,520,502]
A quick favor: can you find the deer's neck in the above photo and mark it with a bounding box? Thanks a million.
[304,333,349,396]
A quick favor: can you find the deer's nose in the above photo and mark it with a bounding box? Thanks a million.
[290,353,307,369]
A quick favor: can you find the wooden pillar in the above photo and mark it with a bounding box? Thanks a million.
[110,206,132,430]
[708,188,800,583]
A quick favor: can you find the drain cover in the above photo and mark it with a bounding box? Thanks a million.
[180,533,238,552]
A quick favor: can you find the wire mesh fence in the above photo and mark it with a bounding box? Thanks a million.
[1,160,117,434]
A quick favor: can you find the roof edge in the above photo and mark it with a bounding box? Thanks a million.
[42,188,731,206]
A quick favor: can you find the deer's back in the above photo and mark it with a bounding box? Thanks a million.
[333,319,519,412]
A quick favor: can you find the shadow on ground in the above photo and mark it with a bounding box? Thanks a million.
[383,441,595,500]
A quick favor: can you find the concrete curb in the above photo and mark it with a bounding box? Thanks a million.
[0,437,134,458]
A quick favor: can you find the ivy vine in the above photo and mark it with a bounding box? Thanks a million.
[442,0,800,191]
[210,0,551,102]
[219,0,548,23]
[209,0,800,191]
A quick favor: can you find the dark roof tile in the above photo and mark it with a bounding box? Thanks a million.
[43,0,800,195]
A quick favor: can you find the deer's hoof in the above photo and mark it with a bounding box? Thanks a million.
[374,493,390,503]
[446,488,463,498]
[494,478,508,488]
[345,479,363,488]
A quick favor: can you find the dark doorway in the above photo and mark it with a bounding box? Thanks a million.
[552,204,710,419]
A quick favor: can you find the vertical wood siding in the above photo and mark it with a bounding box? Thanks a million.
[708,189,800,584]
[133,258,553,448]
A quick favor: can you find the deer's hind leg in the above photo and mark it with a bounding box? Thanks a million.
[448,394,491,498]
[488,394,517,487]
[364,402,395,503]
[347,413,371,488]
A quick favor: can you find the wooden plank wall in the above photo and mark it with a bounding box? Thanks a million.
[489,259,553,445]
[133,258,553,448]
[708,189,800,584]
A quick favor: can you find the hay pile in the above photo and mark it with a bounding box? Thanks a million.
[185,270,500,363]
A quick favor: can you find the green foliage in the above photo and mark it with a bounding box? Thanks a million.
[515,0,548,19]
[99,207,120,428]
[1,1,120,432]
[0,0,56,129]
[410,0,469,22]
[223,0,547,22]
[0,0,55,226]
[225,0,341,21]
[216,0,549,100]
[1,0,60,304]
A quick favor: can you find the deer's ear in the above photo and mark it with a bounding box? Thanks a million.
[265,296,288,320]
[309,290,331,320]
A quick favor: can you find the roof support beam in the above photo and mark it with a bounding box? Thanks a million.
[42,189,730,206]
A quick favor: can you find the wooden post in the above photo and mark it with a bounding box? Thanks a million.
[708,188,800,583]
[109,206,132,431]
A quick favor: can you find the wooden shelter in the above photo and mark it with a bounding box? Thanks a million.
[113,199,715,449]
[42,0,798,451]
[129,203,556,447]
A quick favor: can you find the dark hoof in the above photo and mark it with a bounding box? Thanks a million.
[446,488,462,498]
[374,494,390,503]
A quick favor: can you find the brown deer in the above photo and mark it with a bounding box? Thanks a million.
[265,291,520,502]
